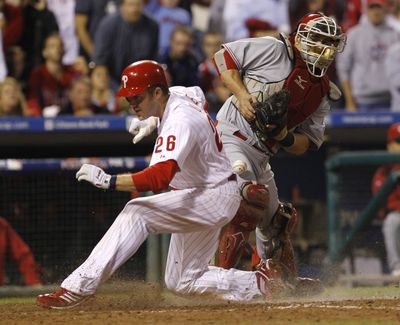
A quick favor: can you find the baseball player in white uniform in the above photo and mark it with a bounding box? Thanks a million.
[36,60,292,309]
[212,13,346,290]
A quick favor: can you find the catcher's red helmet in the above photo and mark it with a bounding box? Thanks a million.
[116,60,168,97]
[295,13,346,77]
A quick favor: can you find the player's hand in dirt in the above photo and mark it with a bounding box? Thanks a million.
[237,93,257,122]
[76,164,112,189]
[128,116,159,144]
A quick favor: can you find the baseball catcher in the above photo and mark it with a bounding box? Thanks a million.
[213,12,346,297]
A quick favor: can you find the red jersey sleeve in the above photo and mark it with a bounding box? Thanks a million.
[131,160,179,193]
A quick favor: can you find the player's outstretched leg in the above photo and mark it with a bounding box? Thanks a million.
[37,200,150,309]
[37,288,93,309]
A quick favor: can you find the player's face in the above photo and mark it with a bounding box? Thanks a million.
[126,90,160,120]
[126,93,147,119]
[304,33,339,65]
[127,87,166,119]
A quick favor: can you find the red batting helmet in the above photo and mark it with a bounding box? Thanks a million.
[116,60,168,97]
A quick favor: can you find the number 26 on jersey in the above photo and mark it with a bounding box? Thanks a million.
[154,135,176,153]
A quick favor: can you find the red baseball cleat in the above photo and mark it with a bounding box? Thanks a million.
[255,259,295,300]
[37,288,92,309]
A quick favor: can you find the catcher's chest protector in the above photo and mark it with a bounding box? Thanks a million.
[283,56,330,130]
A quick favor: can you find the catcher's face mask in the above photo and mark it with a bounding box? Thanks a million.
[295,14,346,77]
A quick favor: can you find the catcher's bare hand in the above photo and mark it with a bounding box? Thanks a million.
[237,93,257,121]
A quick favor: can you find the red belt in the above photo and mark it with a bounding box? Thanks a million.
[233,130,248,141]
[233,131,273,152]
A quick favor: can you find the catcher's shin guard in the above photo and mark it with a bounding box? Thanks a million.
[216,182,269,269]
[256,202,298,275]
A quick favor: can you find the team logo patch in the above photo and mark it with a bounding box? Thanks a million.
[122,75,128,88]
[295,75,307,90]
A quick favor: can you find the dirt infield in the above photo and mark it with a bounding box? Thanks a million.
[2,282,400,325]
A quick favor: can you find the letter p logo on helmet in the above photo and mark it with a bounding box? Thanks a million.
[116,60,168,97]
[122,75,129,88]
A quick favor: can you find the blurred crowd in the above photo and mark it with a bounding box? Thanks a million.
[0,0,399,117]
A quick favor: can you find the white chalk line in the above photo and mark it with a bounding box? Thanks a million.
[266,303,400,311]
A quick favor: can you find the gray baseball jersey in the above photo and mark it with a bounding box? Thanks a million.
[215,36,331,239]
[217,36,330,155]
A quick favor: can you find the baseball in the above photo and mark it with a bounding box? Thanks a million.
[232,160,247,175]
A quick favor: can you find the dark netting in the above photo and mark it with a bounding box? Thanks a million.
[0,170,146,285]
[334,165,385,253]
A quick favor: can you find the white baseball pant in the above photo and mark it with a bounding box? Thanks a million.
[61,180,262,301]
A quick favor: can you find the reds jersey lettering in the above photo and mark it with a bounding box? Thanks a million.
[283,57,330,130]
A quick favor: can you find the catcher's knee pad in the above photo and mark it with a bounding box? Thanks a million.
[256,202,298,274]
[216,183,270,269]
[240,182,269,210]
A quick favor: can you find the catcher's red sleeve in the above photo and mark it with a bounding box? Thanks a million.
[131,160,179,193]
[213,49,239,75]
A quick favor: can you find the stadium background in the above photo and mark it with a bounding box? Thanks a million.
[1,0,400,323]
[0,111,394,286]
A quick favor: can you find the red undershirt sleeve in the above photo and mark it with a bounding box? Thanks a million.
[131,159,179,193]
[212,48,239,75]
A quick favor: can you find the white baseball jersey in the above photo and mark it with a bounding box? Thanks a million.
[150,86,232,189]
[61,86,265,302]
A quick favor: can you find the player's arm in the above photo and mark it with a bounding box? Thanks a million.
[285,97,330,155]
[213,48,256,121]
[75,160,179,193]
[273,127,310,155]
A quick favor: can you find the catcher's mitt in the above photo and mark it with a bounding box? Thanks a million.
[250,89,290,141]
